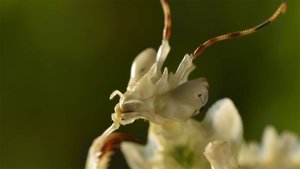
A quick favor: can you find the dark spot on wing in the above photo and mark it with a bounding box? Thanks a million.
[140,68,146,72]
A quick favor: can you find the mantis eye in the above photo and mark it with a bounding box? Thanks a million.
[128,48,157,89]
[156,77,209,121]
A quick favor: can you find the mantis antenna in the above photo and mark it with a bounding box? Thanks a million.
[192,3,287,57]
[161,0,171,41]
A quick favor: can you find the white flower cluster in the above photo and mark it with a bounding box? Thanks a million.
[121,99,300,169]
[238,126,300,169]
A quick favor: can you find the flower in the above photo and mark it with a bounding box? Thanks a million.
[121,98,243,169]
[119,98,300,169]
[238,126,300,169]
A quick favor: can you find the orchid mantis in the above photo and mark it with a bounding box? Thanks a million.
[85,1,299,169]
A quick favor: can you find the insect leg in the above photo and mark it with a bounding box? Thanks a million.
[109,90,124,100]
[85,123,120,169]
[86,132,142,169]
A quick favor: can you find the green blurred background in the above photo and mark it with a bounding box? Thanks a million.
[1,0,299,168]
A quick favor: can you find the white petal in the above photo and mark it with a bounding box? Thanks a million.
[203,98,243,152]
[238,126,300,169]
[204,141,238,169]
[237,141,259,166]
[121,142,152,169]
